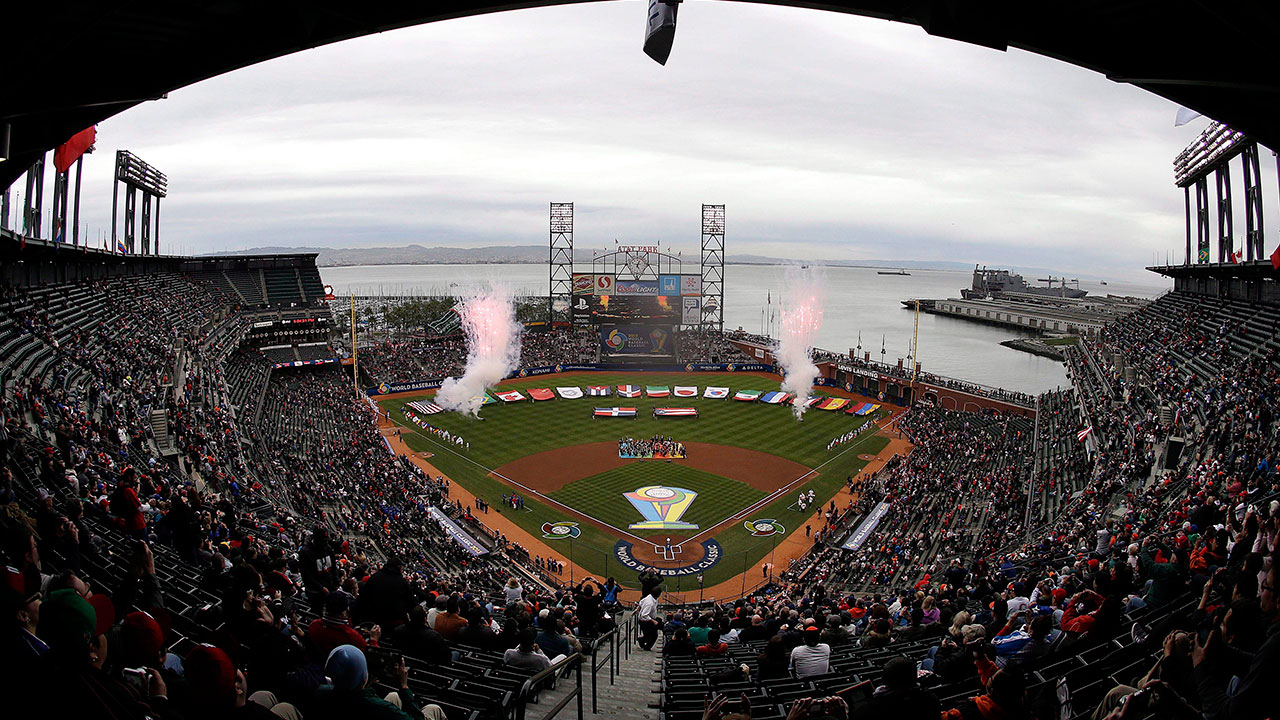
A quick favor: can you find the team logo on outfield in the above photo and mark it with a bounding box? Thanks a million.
[744,519,785,537]
[554,364,563,373]
[727,364,736,372]
[625,486,699,530]
[378,383,390,394]
[605,329,628,350]
[541,521,581,539]
[518,369,528,377]
[685,364,695,372]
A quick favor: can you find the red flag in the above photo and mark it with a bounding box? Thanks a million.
[1272,244,1280,270]
[1229,250,1241,264]
[53,126,96,173]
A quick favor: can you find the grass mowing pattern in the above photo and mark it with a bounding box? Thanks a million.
[383,372,891,588]
[549,462,765,534]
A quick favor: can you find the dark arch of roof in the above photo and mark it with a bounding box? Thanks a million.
[3,0,1277,191]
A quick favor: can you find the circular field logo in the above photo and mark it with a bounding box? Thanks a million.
[541,521,581,539]
[744,518,785,537]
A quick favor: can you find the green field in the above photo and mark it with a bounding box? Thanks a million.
[381,372,890,590]
[549,462,766,535]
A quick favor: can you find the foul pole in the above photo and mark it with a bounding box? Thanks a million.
[351,296,359,397]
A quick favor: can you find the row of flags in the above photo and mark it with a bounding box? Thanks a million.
[454,384,881,416]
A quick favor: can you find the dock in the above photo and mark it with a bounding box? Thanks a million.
[903,293,1148,339]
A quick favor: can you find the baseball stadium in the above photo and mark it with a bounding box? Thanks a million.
[2,4,1279,720]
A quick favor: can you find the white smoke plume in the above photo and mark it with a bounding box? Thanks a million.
[434,283,523,417]
[776,265,826,420]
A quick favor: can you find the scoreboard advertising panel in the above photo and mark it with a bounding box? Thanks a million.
[601,325,674,355]
[572,273,701,325]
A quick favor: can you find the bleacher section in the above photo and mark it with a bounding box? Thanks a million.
[263,267,303,305]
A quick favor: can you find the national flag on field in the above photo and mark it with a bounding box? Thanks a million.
[617,385,642,398]
[1077,426,1093,442]
[673,386,698,397]
[852,403,881,416]
[816,397,850,411]
[760,391,792,404]
[587,386,611,396]
[646,385,670,398]
[704,386,729,399]
[556,387,584,399]
[799,397,822,408]
[654,407,698,417]
[594,407,637,417]
[528,388,555,401]
[734,389,762,402]
[469,394,497,406]
[496,390,526,403]
[407,401,443,415]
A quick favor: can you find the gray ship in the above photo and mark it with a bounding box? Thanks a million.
[961,265,1087,299]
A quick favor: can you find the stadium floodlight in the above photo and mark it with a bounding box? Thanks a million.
[1173,121,1246,187]
[644,0,681,65]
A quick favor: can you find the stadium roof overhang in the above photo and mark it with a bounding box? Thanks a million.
[3,1,1278,191]
[1148,261,1280,282]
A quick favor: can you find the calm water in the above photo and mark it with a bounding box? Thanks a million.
[320,264,1169,395]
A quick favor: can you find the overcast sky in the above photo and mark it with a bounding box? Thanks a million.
[13,1,1273,281]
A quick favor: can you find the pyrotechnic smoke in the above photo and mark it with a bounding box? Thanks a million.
[435,283,523,417]
[776,265,826,420]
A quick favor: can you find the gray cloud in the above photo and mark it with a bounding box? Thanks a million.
[15,1,1273,281]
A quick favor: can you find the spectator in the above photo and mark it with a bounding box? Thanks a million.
[790,626,831,678]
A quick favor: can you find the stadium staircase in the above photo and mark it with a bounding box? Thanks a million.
[529,612,660,720]
[149,408,177,457]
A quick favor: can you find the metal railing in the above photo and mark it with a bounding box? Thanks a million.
[515,652,584,720]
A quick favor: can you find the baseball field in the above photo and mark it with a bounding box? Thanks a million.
[379,371,891,591]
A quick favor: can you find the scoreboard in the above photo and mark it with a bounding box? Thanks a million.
[571,273,701,326]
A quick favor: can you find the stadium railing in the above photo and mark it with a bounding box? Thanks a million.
[515,652,584,720]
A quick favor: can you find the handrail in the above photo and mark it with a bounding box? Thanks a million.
[515,651,584,720]
[589,623,623,713]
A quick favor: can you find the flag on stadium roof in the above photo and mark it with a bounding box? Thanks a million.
[646,385,671,398]
[1077,426,1093,442]
[674,386,698,397]
[704,387,730,399]
[654,407,698,417]
[594,407,637,417]
[587,386,611,396]
[816,397,850,411]
[556,387,584,399]
[407,401,443,415]
[617,385,643,398]
[760,391,792,404]
[734,389,762,401]
[496,390,526,402]
[528,388,555,401]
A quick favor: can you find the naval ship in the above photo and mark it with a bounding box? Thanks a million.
[960,266,1088,299]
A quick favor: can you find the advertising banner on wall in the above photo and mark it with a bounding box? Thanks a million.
[615,280,659,296]
[681,275,702,296]
[572,273,594,294]
[659,275,681,296]
[682,296,701,324]
[594,275,614,295]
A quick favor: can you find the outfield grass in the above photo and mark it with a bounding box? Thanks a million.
[382,372,890,589]
[549,462,765,535]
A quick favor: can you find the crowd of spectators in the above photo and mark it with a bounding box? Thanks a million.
[4,271,1280,719]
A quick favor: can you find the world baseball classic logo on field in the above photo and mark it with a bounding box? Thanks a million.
[541,521,581,539]
[744,519,785,537]
[625,485,699,530]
